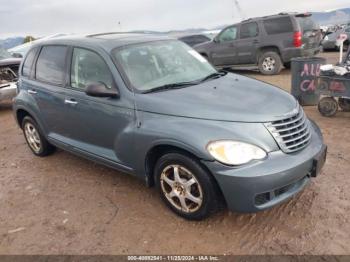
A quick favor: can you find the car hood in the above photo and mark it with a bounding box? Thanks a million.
[135,73,298,123]
[193,41,213,51]
[0,58,22,66]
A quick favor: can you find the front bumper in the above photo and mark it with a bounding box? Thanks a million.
[0,83,17,102]
[203,122,326,213]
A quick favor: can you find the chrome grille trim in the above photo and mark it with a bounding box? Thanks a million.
[264,106,312,153]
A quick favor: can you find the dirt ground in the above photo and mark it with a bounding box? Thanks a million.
[0,52,349,255]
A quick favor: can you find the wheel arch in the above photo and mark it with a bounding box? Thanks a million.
[257,46,281,61]
[15,107,47,136]
[16,108,34,128]
[144,144,226,206]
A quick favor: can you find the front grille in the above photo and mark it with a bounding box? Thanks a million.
[264,106,311,153]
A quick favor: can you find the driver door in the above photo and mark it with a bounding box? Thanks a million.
[211,25,239,66]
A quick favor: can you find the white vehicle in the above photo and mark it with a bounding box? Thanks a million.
[0,48,20,102]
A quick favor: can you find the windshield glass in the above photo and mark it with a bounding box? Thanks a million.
[297,17,319,33]
[0,48,12,60]
[112,40,217,92]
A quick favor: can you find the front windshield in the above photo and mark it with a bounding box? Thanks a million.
[0,48,12,60]
[112,40,217,92]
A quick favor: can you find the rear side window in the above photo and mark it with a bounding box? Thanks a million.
[22,47,38,77]
[240,22,259,38]
[263,17,293,34]
[70,48,113,90]
[36,46,67,85]
[297,17,319,33]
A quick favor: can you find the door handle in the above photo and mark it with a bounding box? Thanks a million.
[28,89,37,95]
[64,99,78,105]
[253,40,259,44]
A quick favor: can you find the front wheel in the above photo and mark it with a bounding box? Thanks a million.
[154,153,221,220]
[258,51,283,75]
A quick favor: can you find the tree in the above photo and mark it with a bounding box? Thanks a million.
[23,36,35,44]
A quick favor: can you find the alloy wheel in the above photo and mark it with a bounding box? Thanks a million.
[262,57,276,72]
[160,165,203,213]
[24,122,42,153]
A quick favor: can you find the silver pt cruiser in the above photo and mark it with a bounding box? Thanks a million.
[13,33,327,220]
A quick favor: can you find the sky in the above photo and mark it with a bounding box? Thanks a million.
[0,0,349,38]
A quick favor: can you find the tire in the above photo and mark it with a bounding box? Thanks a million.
[284,62,291,69]
[258,51,283,75]
[339,98,350,112]
[22,116,55,157]
[154,152,221,220]
[318,97,338,117]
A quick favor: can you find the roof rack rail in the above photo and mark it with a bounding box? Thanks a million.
[241,18,252,23]
[87,32,143,38]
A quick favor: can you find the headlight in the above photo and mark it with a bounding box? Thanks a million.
[324,35,329,40]
[207,140,266,166]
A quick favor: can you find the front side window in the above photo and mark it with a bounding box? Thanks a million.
[36,46,67,85]
[112,40,217,92]
[218,27,238,42]
[22,47,38,77]
[240,22,259,39]
[71,48,113,90]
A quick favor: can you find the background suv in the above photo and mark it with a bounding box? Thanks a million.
[194,13,321,75]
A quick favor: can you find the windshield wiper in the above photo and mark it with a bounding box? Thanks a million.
[143,81,197,94]
[199,71,227,83]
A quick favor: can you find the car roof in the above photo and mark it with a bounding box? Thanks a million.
[240,12,311,23]
[30,33,174,53]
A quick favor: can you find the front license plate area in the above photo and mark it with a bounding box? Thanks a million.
[311,145,327,177]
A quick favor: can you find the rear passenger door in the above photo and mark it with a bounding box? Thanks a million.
[235,22,260,64]
[30,45,69,136]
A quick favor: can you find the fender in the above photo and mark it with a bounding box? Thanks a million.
[13,95,48,137]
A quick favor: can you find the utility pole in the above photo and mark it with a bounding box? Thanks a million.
[233,0,246,21]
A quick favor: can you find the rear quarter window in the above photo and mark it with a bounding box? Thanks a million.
[263,17,293,35]
[22,47,38,77]
[35,45,67,86]
[296,17,319,33]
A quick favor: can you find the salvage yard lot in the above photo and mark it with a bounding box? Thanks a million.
[0,52,349,255]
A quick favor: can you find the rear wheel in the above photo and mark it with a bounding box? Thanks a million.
[339,98,350,112]
[22,116,55,156]
[318,97,338,117]
[258,51,282,75]
[154,152,220,220]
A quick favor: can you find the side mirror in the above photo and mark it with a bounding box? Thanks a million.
[85,82,119,98]
[213,37,219,43]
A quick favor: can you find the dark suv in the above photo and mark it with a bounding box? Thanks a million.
[194,13,321,75]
